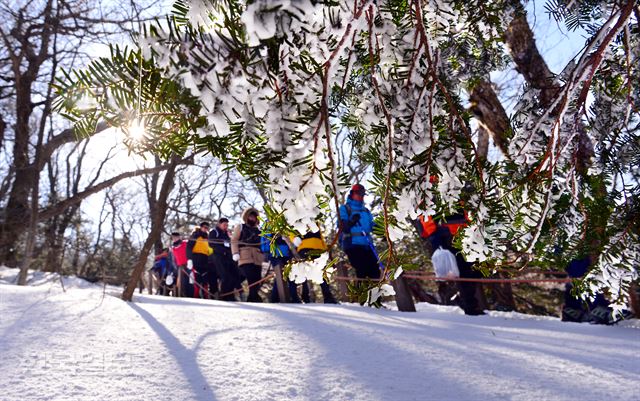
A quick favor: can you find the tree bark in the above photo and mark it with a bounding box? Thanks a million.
[630,283,639,319]
[392,276,416,312]
[0,121,109,267]
[476,125,490,163]
[503,9,558,106]
[0,0,134,267]
[1,0,55,267]
[406,278,439,304]
[469,80,511,159]
[336,261,349,302]
[122,157,180,302]
[273,263,291,303]
[0,115,5,152]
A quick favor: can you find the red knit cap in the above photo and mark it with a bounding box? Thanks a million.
[351,184,366,195]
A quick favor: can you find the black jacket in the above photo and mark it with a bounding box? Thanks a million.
[209,226,232,257]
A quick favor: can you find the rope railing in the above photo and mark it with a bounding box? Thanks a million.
[218,273,275,298]
[402,274,573,284]
[154,249,573,303]
[171,238,260,247]
[167,265,275,299]
[331,274,573,284]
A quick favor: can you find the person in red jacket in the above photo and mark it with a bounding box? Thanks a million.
[169,232,191,297]
[418,210,484,315]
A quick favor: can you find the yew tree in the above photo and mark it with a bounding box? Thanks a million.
[55,0,639,308]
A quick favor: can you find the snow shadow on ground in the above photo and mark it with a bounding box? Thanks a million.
[235,303,495,400]
[377,308,637,377]
[127,302,219,401]
[236,303,639,400]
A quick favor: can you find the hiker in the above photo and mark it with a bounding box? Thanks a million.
[187,221,214,299]
[150,248,176,296]
[562,257,633,324]
[169,232,191,297]
[338,184,380,280]
[418,211,484,315]
[209,218,242,301]
[294,231,338,304]
[231,207,264,302]
[206,241,220,300]
[261,233,302,303]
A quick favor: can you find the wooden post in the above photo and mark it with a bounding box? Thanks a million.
[307,281,317,303]
[630,283,640,318]
[336,262,349,302]
[175,268,182,297]
[488,272,516,311]
[273,263,291,303]
[148,272,154,295]
[392,276,416,312]
[475,284,488,311]
[406,278,439,304]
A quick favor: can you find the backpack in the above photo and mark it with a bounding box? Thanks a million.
[152,257,169,277]
[192,236,210,255]
[340,203,369,249]
[240,224,261,246]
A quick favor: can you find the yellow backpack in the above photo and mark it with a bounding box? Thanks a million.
[192,237,210,255]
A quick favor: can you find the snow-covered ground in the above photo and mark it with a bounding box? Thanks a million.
[1,267,638,401]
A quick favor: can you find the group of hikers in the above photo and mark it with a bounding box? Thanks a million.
[149,182,632,324]
[151,184,381,304]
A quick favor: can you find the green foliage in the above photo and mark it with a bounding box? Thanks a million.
[545,0,608,33]
[52,0,640,308]
[53,45,205,157]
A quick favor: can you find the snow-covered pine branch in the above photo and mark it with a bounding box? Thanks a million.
[56,0,640,306]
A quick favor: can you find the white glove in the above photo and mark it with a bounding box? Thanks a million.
[165,273,174,286]
[293,237,302,247]
[232,254,240,262]
[187,259,193,269]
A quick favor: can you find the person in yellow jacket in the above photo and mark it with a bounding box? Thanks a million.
[186,221,216,299]
[231,207,264,302]
[293,231,338,304]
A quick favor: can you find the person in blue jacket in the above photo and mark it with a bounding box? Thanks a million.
[562,257,632,324]
[338,184,380,279]
[261,233,303,303]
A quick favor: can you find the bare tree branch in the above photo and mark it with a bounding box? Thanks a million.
[38,156,193,221]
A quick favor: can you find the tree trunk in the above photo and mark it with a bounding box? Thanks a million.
[487,274,517,311]
[42,218,61,273]
[1,1,53,266]
[336,261,349,302]
[17,161,42,285]
[469,80,511,159]
[1,133,33,267]
[17,192,37,285]
[406,279,439,304]
[122,158,179,302]
[392,276,416,312]
[273,263,291,303]
[629,283,639,319]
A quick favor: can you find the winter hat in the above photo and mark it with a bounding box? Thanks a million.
[241,207,260,223]
[351,184,366,196]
